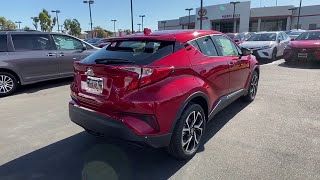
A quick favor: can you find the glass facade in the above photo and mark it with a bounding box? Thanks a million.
[212,21,239,33]
[260,19,287,31]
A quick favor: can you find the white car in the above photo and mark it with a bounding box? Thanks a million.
[239,32,291,61]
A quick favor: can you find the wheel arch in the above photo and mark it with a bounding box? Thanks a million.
[170,91,209,133]
[0,68,21,84]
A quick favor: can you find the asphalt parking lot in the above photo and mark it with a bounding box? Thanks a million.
[0,60,319,180]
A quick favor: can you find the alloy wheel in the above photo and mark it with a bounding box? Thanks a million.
[250,74,258,99]
[0,75,14,94]
[182,111,204,154]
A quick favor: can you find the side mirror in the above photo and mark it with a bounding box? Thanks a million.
[241,47,252,56]
[234,39,240,43]
[80,44,87,51]
[277,39,281,43]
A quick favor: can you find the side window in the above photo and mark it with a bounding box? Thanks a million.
[278,33,284,41]
[211,35,239,56]
[52,35,83,50]
[189,40,201,52]
[11,34,51,51]
[195,36,218,56]
[0,35,7,52]
[282,32,289,40]
[85,43,93,50]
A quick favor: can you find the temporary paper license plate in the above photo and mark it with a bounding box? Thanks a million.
[81,76,103,94]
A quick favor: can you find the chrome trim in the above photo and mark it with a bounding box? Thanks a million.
[208,99,221,117]
[227,89,244,100]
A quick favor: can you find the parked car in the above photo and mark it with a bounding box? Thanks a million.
[85,38,103,46]
[283,30,320,63]
[226,32,255,45]
[226,33,246,45]
[0,31,98,97]
[69,29,260,160]
[239,31,291,61]
[288,30,306,40]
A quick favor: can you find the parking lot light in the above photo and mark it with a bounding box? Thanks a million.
[111,20,117,37]
[230,1,240,33]
[83,0,94,38]
[185,8,193,29]
[51,10,61,32]
[139,15,146,30]
[15,21,22,30]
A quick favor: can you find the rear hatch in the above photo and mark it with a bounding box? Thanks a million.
[73,39,176,111]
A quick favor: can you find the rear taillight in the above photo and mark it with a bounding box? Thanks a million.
[122,66,174,91]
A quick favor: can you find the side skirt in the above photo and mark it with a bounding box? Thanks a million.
[208,89,247,121]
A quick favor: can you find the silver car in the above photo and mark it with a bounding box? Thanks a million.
[239,31,291,61]
[0,31,98,97]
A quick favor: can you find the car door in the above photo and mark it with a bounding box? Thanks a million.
[211,35,250,93]
[186,35,230,99]
[281,32,290,55]
[8,33,59,82]
[51,34,87,77]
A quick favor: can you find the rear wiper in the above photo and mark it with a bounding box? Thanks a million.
[94,58,135,64]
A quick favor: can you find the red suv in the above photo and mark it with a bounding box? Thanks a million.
[69,30,259,160]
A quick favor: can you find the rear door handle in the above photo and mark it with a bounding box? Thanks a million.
[47,53,55,57]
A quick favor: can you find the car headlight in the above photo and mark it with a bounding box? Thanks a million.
[260,45,271,49]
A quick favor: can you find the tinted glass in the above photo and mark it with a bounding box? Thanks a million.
[0,35,7,52]
[53,35,83,50]
[226,33,235,39]
[81,40,174,65]
[212,36,238,56]
[12,34,51,51]
[190,40,201,51]
[196,36,218,56]
[278,33,284,41]
[247,33,277,41]
[295,31,320,40]
[288,32,303,36]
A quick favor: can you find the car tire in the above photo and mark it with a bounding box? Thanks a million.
[271,48,277,61]
[0,72,18,97]
[168,103,206,160]
[242,71,259,102]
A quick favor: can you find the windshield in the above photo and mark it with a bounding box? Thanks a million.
[81,40,175,65]
[289,32,304,36]
[295,31,320,40]
[247,33,277,41]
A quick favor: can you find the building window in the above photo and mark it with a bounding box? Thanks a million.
[212,21,239,33]
[309,24,317,30]
[249,21,258,32]
[261,19,287,31]
[294,24,302,29]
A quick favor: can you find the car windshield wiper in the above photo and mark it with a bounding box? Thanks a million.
[94,58,135,64]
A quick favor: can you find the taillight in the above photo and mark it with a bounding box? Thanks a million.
[122,66,174,91]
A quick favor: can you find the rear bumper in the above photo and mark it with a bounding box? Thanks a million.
[69,101,171,148]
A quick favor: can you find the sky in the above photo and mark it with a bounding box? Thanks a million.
[1,0,319,32]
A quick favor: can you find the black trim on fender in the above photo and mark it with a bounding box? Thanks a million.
[170,91,209,133]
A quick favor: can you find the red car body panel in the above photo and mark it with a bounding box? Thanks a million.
[69,30,259,147]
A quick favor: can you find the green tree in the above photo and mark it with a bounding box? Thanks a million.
[31,17,40,30]
[38,9,56,32]
[23,26,31,31]
[64,19,81,36]
[94,26,107,38]
[0,17,17,30]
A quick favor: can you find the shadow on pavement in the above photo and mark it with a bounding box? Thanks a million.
[278,61,320,69]
[0,100,249,180]
[15,78,73,95]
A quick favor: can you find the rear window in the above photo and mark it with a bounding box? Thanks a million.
[0,35,7,52]
[296,31,320,40]
[81,40,175,65]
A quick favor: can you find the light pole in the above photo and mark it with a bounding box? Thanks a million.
[161,21,167,30]
[297,0,302,30]
[139,15,146,30]
[288,7,297,30]
[137,23,141,32]
[15,21,22,30]
[200,0,203,30]
[185,8,193,29]
[131,0,134,32]
[83,0,94,38]
[51,10,61,32]
[230,1,240,33]
[111,20,117,37]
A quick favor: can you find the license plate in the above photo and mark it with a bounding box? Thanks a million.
[81,76,103,94]
[298,53,307,58]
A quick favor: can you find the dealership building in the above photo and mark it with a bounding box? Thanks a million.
[158,1,320,33]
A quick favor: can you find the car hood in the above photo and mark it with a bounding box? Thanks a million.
[239,41,275,49]
[289,40,320,49]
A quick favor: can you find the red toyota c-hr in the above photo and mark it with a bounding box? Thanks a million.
[69,29,260,160]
